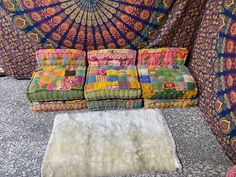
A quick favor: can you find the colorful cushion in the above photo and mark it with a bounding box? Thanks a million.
[31,100,87,112]
[138,65,198,99]
[87,49,136,66]
[36,49,86,66]
[85,65,141,101]
[138,48,188,66]
[26,65,86,101]
[86,99,143,111]
[144,98,198,108]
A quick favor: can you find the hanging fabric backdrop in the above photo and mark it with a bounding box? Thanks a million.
[2,0,173,50]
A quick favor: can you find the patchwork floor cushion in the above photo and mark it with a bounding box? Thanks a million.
[86,99,143,110]
[31,100,87,112]
[144,98,198,108]
[138,65,198,99]
[85,65,141,101]
[26,49,87,102]
[26,65,86,101]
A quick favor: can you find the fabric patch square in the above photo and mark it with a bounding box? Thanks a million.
[87,75,96,83]
[65,70,76,76]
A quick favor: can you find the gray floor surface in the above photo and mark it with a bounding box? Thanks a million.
[0,77,232,177]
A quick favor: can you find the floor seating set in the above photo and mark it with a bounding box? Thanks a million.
[26,48,198,112]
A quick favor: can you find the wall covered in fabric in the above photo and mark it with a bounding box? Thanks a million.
[0,0,235,163]
[189,0,236,163]
[0,0,206,79]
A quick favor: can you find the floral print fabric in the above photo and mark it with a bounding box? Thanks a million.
[87,49,137,66]
[138,48,188,66]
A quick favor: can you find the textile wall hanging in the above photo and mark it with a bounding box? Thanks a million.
[0,0,206,79]
[2,0,173,50]
[189,0,236,163]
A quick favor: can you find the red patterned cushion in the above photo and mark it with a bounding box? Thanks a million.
[87,49,137,66]
[138,48,188,66]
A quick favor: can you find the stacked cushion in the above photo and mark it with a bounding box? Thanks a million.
[26,49,87,112]
[137,48,198,108]
[85,49,142,110]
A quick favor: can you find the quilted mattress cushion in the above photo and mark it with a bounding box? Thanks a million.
[138,48,188,66]
[26,65,86,101]
[85,65,141,101]
[138,65,198,99]
[87,49,137,66]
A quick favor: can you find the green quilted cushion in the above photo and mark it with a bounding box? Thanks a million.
[138,65,198,99]
[84,65,141,101]
[87,99,143,111]
[26,65,86,101]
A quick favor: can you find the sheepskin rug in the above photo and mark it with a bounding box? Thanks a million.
[42,109,181,177]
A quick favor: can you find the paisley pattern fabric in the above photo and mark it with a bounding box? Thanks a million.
[36,49,86,66]
[26,65,86,101]
[138,48,188,66]
[138,65,198,99]
[215,1,236,161]
[144,98,198,109]
[189,0,236,163]
[2,0,173,50]
[85,65,141,101]
[86,99,143,111]
[87,49,136,66]
[31,100,87,112]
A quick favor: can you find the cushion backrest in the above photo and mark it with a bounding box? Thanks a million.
[87,49,137,66]
[36,49,86,66]
[138,48,188,66]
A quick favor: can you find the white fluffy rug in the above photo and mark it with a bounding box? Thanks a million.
[42,109,181,177]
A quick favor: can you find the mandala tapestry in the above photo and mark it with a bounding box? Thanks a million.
[189,0,236,163]
[0,0,207,79]
[2,0,174,50]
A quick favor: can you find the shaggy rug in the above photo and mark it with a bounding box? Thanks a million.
[42,109,181,177]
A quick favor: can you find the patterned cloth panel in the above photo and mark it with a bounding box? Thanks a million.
[86,99,143,111]
[85,65,141,101]
[36,49,86,66]
[87,49,137,66]
[138,65,198,99]
[31,100,87,112]
[144,98,198,109]
[26,65,86,101]
[138,48,188,66]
